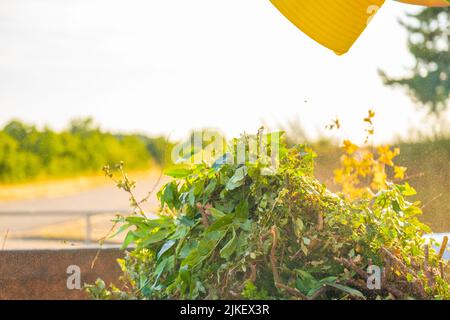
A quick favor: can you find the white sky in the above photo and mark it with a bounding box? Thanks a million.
[0,0,447,143]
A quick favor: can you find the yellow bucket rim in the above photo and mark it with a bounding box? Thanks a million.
[270,0,386,55]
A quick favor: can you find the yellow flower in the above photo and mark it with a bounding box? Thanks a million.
[342,140,358,155]
[363,109,375,124]
[377,145,390,154]
[334,168,344,184]
[377,145,399,167]
[394,166,407,179]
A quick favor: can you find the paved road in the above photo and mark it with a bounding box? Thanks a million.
[0,174,167,249]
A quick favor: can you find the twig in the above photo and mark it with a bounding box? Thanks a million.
[336,256,406,299]
[118,165,146,214]
[290,248,303,260]
[137,132,172,207]
[309,286,328,300]
[136,168,164,207]
[393,172,425,182]
[196,203,212,227]
[437,236,448,261]
[335,257,368,279]
[384,284,406,299]
[316,212,324,231]
[380,247,418,279]
[268,226,307,300]
[91,216,122,269]
[344,278,368,291]
[275,283,307,299]
[380,247,426,298]
[249,263,257,282]
[438,236,448,279]
[280,243,286,268]
[421,193,443,210]
[2,229,9,250]
[269,227,281,283]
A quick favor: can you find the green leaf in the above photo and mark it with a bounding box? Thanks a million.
[204,179,217,196]
[220,228,238,260]
[182,230,227,267]
[294,218,304,237]
[165,167,192,178]
[188,189,195,207]
[109,222,130,239]
[193,179,205,196]
[319,276,338,284]
[178,240,197,259]
[170,225,189,240]
[125,216,149,225]
[162,183,174,205]
[121,231,136,249]
[160,182,181,210]
[153,256,172,284]
[179,265,191,285]
[157,240,176,260]
[392,200,401,213]
[239,219,252,232]
[226,166,248,190]
[209,207,226,219]
[126,216,173,229]
[235,199,249,220]
[140,229,171,248]
[398,182,416,196]
[295,270,319,294]
[326,283,366,299]
[179,216,196,228]
[207,213,235,232]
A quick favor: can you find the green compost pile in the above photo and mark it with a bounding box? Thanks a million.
[87,132,450,300]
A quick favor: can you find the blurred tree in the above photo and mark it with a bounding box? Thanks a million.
[69,117,99,135]
[0,118,156,183]
[145,136,171,165]
[379,7,449,115]
[3,120,31,142]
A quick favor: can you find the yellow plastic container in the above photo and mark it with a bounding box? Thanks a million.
[270,0,386,55]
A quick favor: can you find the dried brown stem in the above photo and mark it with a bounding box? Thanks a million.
[335,257,368,279]
[269,226,307,300]
[380,247,418,279]
[275,283,307,299]
[269,227,280,284]
[380,247,427,298]
[196,203,211,227]
[316,212,324,231]
[336,256,406,299]
[249,263,257,283]
[309,286,328,300]
[438,236,448,261]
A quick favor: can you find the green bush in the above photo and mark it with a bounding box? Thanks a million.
[0,118,165,183]
[87,131,449,300]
